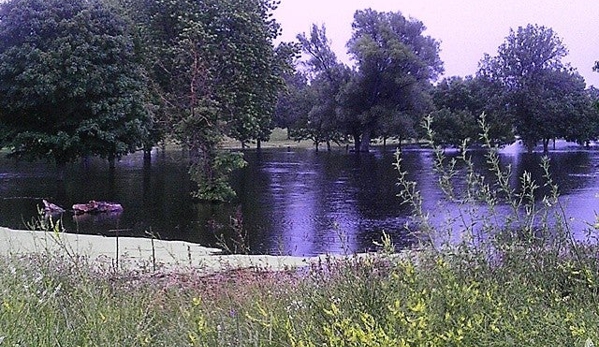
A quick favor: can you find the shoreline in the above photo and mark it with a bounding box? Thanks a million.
[0,227,337,274]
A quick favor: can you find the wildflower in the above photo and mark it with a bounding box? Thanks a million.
[192,297,201,307]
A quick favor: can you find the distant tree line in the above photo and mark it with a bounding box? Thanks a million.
[277,18,599,154]
[0,1,598,201]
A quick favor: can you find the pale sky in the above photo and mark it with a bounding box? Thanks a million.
[273,0,599,88]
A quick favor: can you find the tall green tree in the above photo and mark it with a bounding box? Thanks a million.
[294,24,348,150]
[477,24,583,152]
[124,0,289,201]
[288,74,346,151]
[550,70,599,147]
[342,9,443,152]
[0,0,151,170]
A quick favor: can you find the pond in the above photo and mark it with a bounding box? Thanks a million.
[0,144,599,256]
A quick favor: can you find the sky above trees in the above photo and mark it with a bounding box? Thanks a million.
[274,0,599,87]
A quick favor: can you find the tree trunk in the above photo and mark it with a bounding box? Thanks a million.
[353,134,361,152]
[359,131,371,152]
[326,141,331,151]
[542,138,549,154]
[256,139,261,150]
[524,139,536,154]
[143,145,152,165]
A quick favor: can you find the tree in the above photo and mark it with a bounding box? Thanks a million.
[553,71,599,147]
[293,24,348,150]
[478,24,580,152]
[0,0,151,171]
[124,0,289,201]
[287,74,346,151]
[431,76,513,147]
[274,70,307,130]
[342,9,443,152]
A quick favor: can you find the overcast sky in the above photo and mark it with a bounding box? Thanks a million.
[273,0,599,88]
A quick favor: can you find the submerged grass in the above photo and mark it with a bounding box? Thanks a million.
[2,115,599,345]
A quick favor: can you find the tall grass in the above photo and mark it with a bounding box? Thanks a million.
[1,115,599,345]
[1,248,598,346]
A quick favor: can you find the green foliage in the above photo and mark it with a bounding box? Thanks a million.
[121,0,290,200]
[341,9,443,152]
[189,151,246,202]
[4,246,599,346]
[0,0,151,165]
[25,207,64,234]
[478,24,598,152]
[0,254,165,346]
[132,0,285,145]
[292,12,443,152]
[400,113,571,249]
[274,71,311,130]
[431,76,513,147]
[429,108,477,147]
[287,74,346,150]
[291,24,348,150]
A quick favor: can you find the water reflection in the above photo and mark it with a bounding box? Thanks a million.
[237,150,417,255]
[0,147,598,256]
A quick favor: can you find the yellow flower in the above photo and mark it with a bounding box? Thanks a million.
[192,297,201,307]
[409,298,426,314]
[323,302,340,317]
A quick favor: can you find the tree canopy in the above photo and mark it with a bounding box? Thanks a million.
[342,9,443,152]
[120,0,292,201]
[431,76,513,147]
[289,24,348,150]
[0,0,151,167]
[477,24,597,152]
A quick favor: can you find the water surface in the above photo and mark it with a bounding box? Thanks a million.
[0,146,598,256]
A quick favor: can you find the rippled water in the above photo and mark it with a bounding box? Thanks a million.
[0,145,599,256]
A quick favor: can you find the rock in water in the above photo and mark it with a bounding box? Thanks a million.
[43,199,66,214]
[72,200,123,215]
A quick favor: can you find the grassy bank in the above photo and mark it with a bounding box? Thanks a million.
[219,128,318,150]
[0,242,598,346]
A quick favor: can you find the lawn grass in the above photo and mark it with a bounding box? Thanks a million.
[219,127,320,150]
